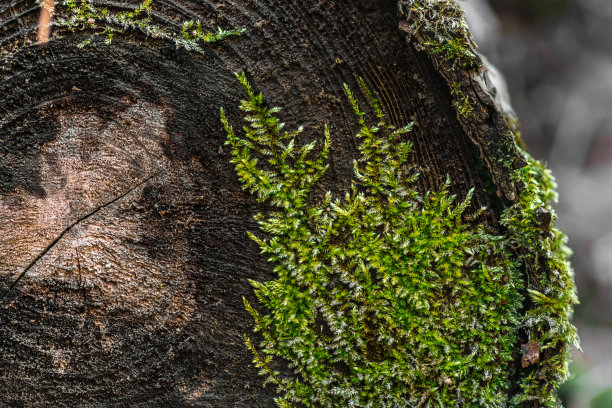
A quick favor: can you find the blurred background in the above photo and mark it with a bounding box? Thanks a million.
[460,0,612,406]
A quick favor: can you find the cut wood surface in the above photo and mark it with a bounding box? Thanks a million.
[1,0,518,406]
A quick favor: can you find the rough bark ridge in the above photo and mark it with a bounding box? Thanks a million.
[0,0,556,406]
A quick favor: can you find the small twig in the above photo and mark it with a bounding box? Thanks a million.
[38,0,55,45]
[415,391,428,408]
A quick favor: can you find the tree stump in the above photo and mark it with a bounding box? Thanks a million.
[0,0,576,406]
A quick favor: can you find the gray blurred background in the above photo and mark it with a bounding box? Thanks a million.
[459,0,612,406]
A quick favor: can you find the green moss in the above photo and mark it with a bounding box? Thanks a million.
[453,95,474,119]
[399,4,579,403]
[496,62,579,406]
[502,151,579,407]
[47,0,243,51]
[495,136,521,170]
[398,0,483,127]
[223,73,525,407]
[504,115,527,150]
[398,0,480,71]
[425,38,477,70]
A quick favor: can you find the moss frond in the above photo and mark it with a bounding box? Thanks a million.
[50,0,243,51]
[398,0,480,70]
[502,151,579,407]
[223,73,525,407]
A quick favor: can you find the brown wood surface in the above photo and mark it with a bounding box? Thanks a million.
[0,0,509,406]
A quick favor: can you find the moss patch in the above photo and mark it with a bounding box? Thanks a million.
[398,0,480,70]
[223,73,525,407]
[40,0,243,51]
[398,1,579,406]
[398,0,486,128]
[502,152,579,407]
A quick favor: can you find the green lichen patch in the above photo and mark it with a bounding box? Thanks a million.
[222,73,524,407]
[502,152,579,407]
[45,0,243,51]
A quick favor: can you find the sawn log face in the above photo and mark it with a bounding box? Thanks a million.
[0,0,498,405]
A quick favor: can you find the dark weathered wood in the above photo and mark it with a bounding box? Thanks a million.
[1,0,508,406]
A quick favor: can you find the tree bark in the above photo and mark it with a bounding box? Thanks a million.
[0,0,550,406]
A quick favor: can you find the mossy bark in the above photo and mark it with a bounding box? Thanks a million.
[0,0,572,406]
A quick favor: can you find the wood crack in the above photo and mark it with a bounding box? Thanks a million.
[0,173,159,302]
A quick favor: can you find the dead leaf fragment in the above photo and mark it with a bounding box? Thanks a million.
[521,340,540,368]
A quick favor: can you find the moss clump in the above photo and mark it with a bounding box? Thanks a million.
[502,151,579,407]
[450,81,475,119]
[399,3,579,402]
[48,0,243,51]
[398,0,480,70]
[222,73,524,407]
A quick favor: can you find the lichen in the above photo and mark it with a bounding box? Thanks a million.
[223,73,525,407]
